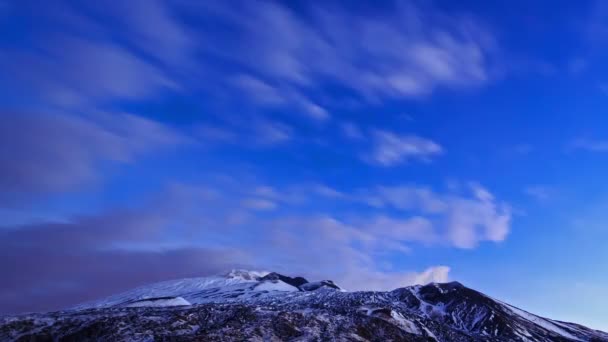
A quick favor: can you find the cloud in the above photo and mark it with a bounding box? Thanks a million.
[182,1,498,117]
[568,58,588,75]
[241,198,278,211]
[191,1,496,101]
[113,0,193,67]
[339,266,451,291]
[341,121,364,140]
[586,0,608,45]
[368,130,443,166]
[444,184,511,248]
[197,118,292,147]
[4,0,497,128]
[0,184,258,314]
[362,215,438,245]
[233,74,330,122]
[358,183,511,248]
[197,124,239,144]
[233,74,286,106]
[0,0,195,112]
[258,215,445,289]
[0,177,510,314]
[313,184,345,199]
[0,111,185,205]
[371,186,447,213]
[569,139,608,152]
[7,38,174,109]
[253,119,293,145]
[524,185,554,202]
[0,181,456,314]
[57,39,169,102]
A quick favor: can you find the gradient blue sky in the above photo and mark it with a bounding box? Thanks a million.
[1,0,608,330]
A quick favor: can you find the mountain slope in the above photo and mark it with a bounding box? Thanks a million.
[1,270,606,341]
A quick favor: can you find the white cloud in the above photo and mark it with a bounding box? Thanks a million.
[358,183,511,249]
[260,214,448,290]
[368,130,443,166]
[444,186,511,248]
[338,266,450,291]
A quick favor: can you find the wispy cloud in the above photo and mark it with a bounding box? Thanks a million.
[568,139,608,152]
[241,198,278,211]
[341,121,364,140]
[524,185,554,202]
[233,74,286,106]
[6,38,175,110]
[367,130,443,166]
[253,119,294,145]
[0,179,460,313]
[0,111,186,205]
[182,0,498,116]
[233,74,330,122]
[196,118,293,147]
[0,177,509,313]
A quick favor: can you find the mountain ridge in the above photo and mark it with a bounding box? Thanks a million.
[1,270,606,341]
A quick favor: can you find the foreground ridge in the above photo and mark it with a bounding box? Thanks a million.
[1,270,606,341]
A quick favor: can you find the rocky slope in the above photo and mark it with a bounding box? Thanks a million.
[1,270,606,341]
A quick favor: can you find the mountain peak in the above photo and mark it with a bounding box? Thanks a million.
[259,272,309,287]
[6,271,607,341]
[223,269,269,281]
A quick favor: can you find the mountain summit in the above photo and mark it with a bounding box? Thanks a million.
[1,270,606,341]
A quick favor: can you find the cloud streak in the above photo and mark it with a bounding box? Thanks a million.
[0,111,186,205]
[569,139,608,152]
[196,1,496,101]
[367,130,443,166]
[0,178,509,314]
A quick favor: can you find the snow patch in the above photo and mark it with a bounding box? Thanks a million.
[254,280,299,292]
[123,297,191,308]
[503,303,582,341]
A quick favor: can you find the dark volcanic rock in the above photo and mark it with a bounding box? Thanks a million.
[2,279,607,342]
[260,272,309,288]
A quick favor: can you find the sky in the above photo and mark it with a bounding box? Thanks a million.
[1,0,608,331]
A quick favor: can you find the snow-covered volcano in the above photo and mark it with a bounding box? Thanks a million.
[1,270,607,341]
[72,269,343,310]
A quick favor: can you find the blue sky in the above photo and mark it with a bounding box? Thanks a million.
[1,0,608,330]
